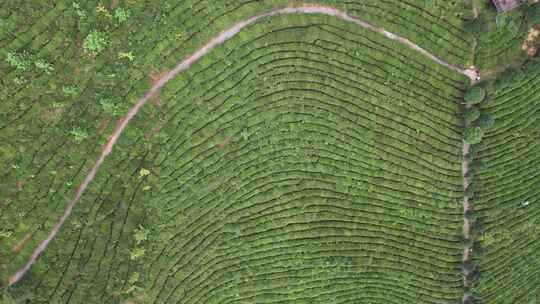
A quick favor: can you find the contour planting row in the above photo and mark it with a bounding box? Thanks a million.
[5,15,470,303]
[149,20,459,302]
[0,4,469,286]
[0,0,471,176]
[472,60,540,304]
[0,1,470,266]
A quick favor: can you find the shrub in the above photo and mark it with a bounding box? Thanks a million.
[6,51,30,71]
[62,85,79,96]
[72,2,86,18]
[114,7,131,23]
[99,97,120,116]
[83,31,109,56]
[34,59,54,75]
[70,127,88,143]
[464,87,486,105]
[118,51,135,61]
[465,127,485,144]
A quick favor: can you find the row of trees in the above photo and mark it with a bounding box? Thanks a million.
[461,85,493,304]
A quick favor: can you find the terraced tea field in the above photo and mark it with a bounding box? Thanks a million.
[1,1,539,304]
[473,60,540,304]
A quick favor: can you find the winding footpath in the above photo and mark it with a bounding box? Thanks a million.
[8,4,478,287]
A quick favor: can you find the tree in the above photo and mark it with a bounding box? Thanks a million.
[464,87,486,105]
[465,108,480,125]
[476,113,494,129]
[465,127,485,144]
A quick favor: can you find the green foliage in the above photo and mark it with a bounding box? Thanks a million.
[130,248,146,260]
[133,225,149,245]
[99,97,120,116]
[1,289,35,304]
[62,85,79,96]
[524,3,540,24]
[34,59,54,75]
[139,168,150,178]
[476,113,494,129]
[114,7,131,23]
[463,238,474,248]
[470,160,487,172]
[496,67,526,89]
[464,87,486,105]
[72,2,86,18]
[465,210,478,221]
[465,127,485,144]
[495,13,520,35]
[0,5,499,304]
[118,51,135,61]
[83,30,109,56]
[12,77,26,86]
[463,261,475,274]
[464,185,475,199]
[465,108,480,125]
[5,51,30,72]
[69,127,88,143]
[463,16,489,36]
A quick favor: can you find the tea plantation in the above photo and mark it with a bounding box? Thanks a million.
[0,1,539,304]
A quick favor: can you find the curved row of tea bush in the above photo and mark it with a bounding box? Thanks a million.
[1,0,471,288]
[471,59,540,303]
[2,14,469,304]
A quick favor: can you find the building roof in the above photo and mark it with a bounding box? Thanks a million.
[492,0,520,13]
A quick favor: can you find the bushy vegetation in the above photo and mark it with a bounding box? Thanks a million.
[82,30,109,56]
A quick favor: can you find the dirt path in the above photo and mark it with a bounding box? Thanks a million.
[462,3,479,300]
[8,4,477,286]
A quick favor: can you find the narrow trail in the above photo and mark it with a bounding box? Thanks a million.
[462,2,479,301]
[8,4,477,286]
[462,103,473,303]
